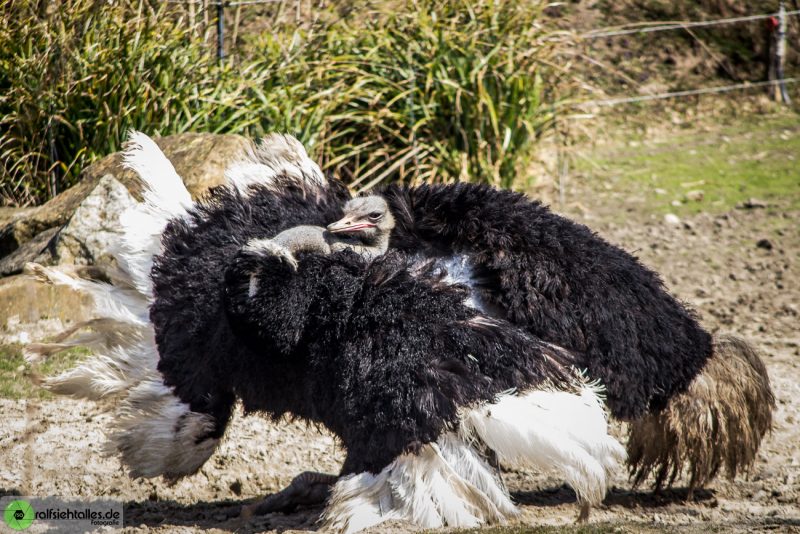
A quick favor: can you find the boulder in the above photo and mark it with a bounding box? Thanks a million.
[0,274,94,344]
[0,132,251,340]
[0,132,250,269]
[0,227,59,277]
[78,132,252,200]
[53,175,137,266]
[0,185,90,259]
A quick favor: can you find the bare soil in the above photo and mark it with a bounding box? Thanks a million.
[1,178,798,534]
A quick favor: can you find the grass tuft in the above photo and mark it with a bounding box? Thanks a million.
[1,0,560,206]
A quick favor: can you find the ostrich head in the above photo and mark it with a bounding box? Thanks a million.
[327,195,395,253]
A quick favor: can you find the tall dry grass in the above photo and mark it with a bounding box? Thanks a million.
[1,0,561,206]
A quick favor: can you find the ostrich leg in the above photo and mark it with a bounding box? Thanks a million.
[576,502,591,523]
[241,471,338,517]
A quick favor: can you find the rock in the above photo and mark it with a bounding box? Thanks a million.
[0,207,25,227]
[153,133,251,197]
[686,189,704,202]
[756,238,773,250]
[0,274,94,344]
[52,175,136,266]
[0,132,250,271]
[0,227,59,276]
[0,134,251,339]
[664,213,681,226]
[80,132,250,199]
[0,178,110,259]
[0,176,135,275]
[737,198,768,209]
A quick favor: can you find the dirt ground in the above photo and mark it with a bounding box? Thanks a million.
[1,145,799,533]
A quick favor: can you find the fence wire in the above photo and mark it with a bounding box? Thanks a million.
[163,0,797,109]
[573,77,800,109]
[582,9,800,40]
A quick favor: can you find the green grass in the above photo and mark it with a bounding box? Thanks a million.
[573,114,800,216]
[0,344,88,400]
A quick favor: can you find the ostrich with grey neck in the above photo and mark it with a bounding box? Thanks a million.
[243,195,395,273]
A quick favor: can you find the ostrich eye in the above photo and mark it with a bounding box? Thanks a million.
[368,211,382,221]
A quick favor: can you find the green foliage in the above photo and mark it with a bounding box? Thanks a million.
[1,0,217,204]
[264,1,555,190]
[0,0,557,206]
[572,113,800,216]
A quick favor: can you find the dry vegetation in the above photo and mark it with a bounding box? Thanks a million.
[0,0,558,206]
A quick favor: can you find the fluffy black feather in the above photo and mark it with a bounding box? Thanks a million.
[150,178,350,440]
[381,182,713,420]
[225,248,575,473]
[150,179,576,475]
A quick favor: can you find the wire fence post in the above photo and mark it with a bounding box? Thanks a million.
[770,1,791,103]
[217,1,225,62]
[777,1,791,103]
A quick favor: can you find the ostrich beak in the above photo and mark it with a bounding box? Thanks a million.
[327,216,376,234]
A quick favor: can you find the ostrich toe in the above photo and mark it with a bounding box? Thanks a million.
[241,471,338,518]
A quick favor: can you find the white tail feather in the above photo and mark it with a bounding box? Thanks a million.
[23,130,222,480]
[42,337,157,399]
[225,133,326,194]
[114,131,193,297]
[324,380,624,534]
[437,433,517,517]
[23,318,142,365]
[463,385,626,506]
[123,131,192,217]
[25,263,148,325]
[323,433,514,534]
[107,378,219,480]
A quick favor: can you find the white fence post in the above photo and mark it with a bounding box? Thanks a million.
[772,1,791,103]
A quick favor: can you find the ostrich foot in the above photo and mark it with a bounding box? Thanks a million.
[241,471,338,518]
[576,502,591,523]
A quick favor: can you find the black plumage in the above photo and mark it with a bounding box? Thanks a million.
[150,179,349,441]
[150,181,576,475]
[381,183,713,420]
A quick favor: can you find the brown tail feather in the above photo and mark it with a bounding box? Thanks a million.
[627,335,774,494]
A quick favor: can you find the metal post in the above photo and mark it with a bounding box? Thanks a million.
[217,1,225,62]
[776,1,791,103]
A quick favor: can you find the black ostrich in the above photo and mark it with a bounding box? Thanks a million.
[376,184,774,493]
[26,131,773,532]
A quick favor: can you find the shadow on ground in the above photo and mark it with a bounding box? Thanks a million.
[512,484,716,510]
[123,496,324,533]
